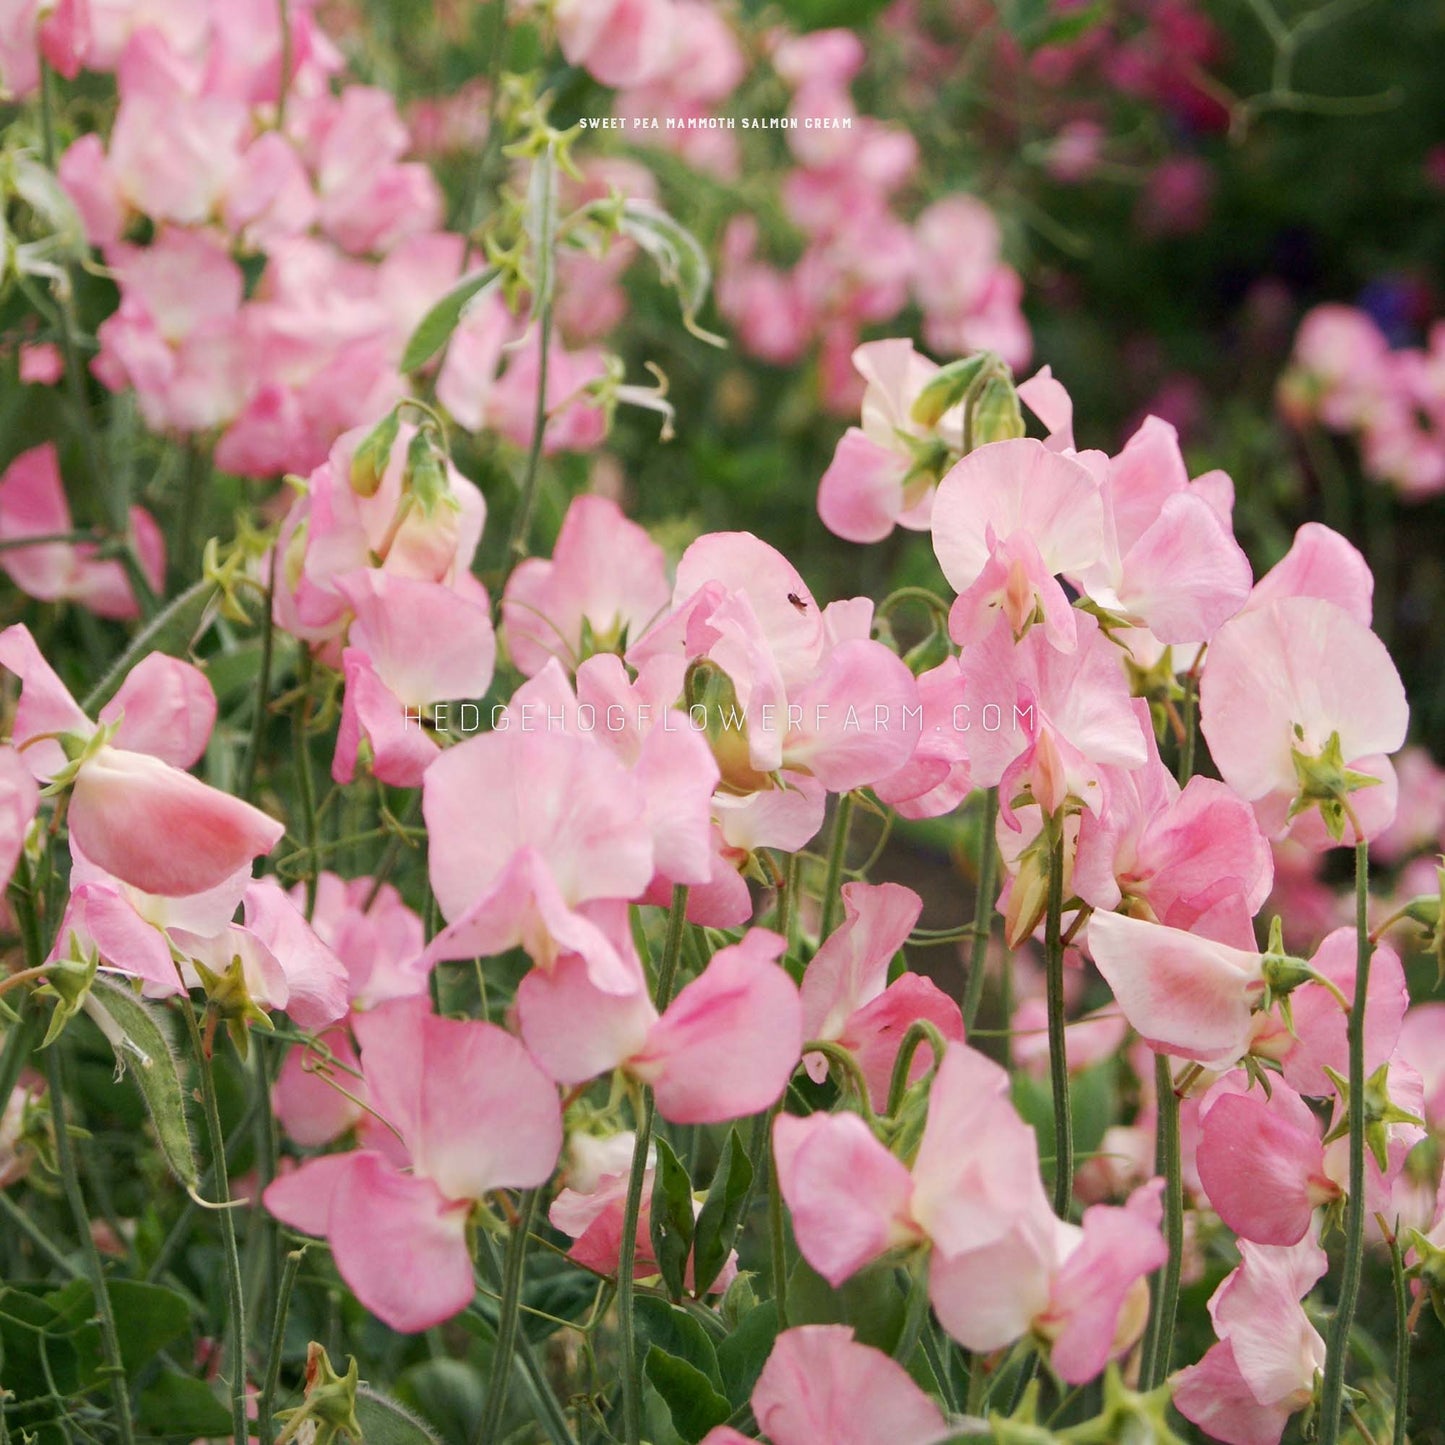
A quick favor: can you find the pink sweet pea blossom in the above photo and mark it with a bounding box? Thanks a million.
[958,610,1148,823]
[1072,416,1252,645]
[331,570,496,788]
[932,437,1103,651]
[1195,1073,1339,1244]
[0,625,283,897]
[0,746,39,895]
[700,1325,953,1445]
[264,999,562,1332]
[799,881,962,1107]
[1173,1235,1328,1445]
[0,444,165,619]
[1199,596,1409,846]
[518,929,802,1124]
[420,725,654,990]
[1086,909,1267,1066]
[502,495,671,676]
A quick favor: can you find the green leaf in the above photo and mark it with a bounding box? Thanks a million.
[46,1277,190,1378]
[354,1385,445,1445]
[716,1300,779,1408]
[650,1135,695,1303]
[396,1359,485,1443]
[87,979,198,1187]
[645,1346,731,1443]
[618,201,725,346]
[136,1371,231,1436]
[692,1126,753,1298]
[786,1258,907,1352]
[632,1296,723,1389]
[399,267,501,373]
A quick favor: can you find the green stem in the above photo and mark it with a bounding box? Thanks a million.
[1138,1053,1183,1388]
[769,1101,789,1331]
[258,1246,304,1445]
[1043,816,1072,1218]
[1176,675,1197,787]
[1387,1226,1409,1445]
[962,787,999,1031]
[1318,837,1374,1445]
[44,1046,138,1445]
[178,1002,251,1445]
[818,792,855,941]
[0,530,103,552]
[0,1190,81,1276]
[473,1189,542,1445]
[892,1263,931,1364]
[476,1233,577,1445]
[617,887,688,1445]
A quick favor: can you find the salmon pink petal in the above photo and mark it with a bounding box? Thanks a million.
[1173,1340,1295,1445]
[632,930,802,1124]
[843,974,966,1111]
[515,950,655,1086]
[1245,521,1372,625]
[263,1152,359,1238]
[101,654,217,769]
[68,746,283,898]
[242,878,349,1030]
[48,881,179,993]
[818,428,910,544]
[273,1027,365,1148]
[0,747,40,894]
[328,1152,475,1332]
[332,647,439,787]
[0,623,90,778]
[928,1221,1054,1353]
[773,1112,919,1286]
[750,1325,951,1445]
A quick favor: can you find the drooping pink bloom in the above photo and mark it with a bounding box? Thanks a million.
[1199,596,1408,846]
[932,438,1104,651]
[0,625,283,896]
[0,444,165,619]
[264,999,562,1332]
[958,610,1148,823]
[518,928,802,1124]
[1086,909,1267,1066]
[799,881,962,1107]
[420,725,653,990]
[502,495,671,676]
[1195,1073,1339,1244]
[1173,1235,1328,1445]
[703,1325,953,1445]
[331,570,496,788]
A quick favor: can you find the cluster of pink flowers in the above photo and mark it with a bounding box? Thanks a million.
[1279,303,1445,500]
[716,28,1029,412]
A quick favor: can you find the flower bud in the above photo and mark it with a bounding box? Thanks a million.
[349,411,400,497]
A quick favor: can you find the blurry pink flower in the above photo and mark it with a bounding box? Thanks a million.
[264,999,562,1331]
[18,342,63,386]
[0,443,165,619]
[0,745,39,895]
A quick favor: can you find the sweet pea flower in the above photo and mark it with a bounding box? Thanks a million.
[799,881,963,1107]
[775,1042,1164,1380]
[1072,416,1252,645]
[816,339,966,543]
[699,1325,953,1445]
[502,495,671,676]
[870,657,972,821]
[932,437,1104,651]
[295,870,429,1011]
[1086,910,1272,1066]
[1173,1235,1328,1445]
[0,746,40,895]
[958,611,1149,824]
[517,928,802,1123]
[1199,596,1409,846]
[264,998,563,1332]
[420,725,654,991]
[331,570,496,788]
[1073,701,1273,944]
[0,444,165,619]
[0,626,283,897]
[1243,521,1373,626]
[1195,1072,1339,1245]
